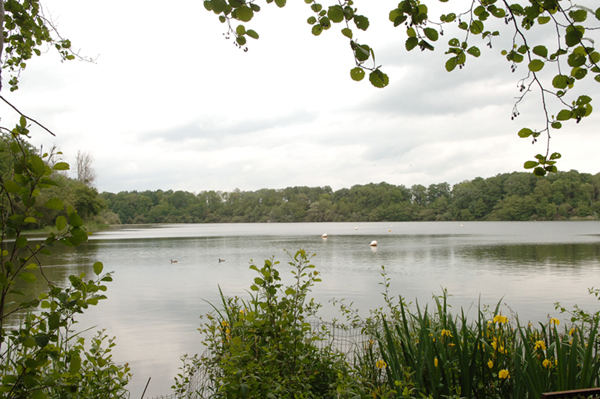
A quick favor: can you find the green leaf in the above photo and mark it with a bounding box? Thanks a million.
[518,128,533,138]
[470,20,484,35]
[311,24,323,36]
[551,121,562,129]
[274,0,286,7]
[93,262,104,275]
[52,162,70,171]
[565,25,584,47]
[341,28,352,39]
[19,272,36,283]
[236,6,254,22]
[354,15,369,30]
[307,16,317,24]
[369,69,389,88]
[45,198,64,210]
[350,67,365,81]
[246,29,259,39]
[556,109,572,121]
[423,28,438,41]
[69,212,84,227]
[467,46,481,57]
[327,5,344,23]
[596,7,600,21]
[236,36,246,46]
[445,57,457,72]
[4,181,20,193]
[533,167,547,177]
[55,215,67,231]
[236,25,246,35]
[528,59,545,72]
[569,9,587,22]
[34,334,49,348]
[29,155,46,176]
[524,161,539,169]
[16,236,27,249]
[211,0,226,13]
[550,152,562,160]
[576,95,592,105]
[405,37,418,51]
[532,45,548,58]
[538,16,551,24]
[552,75,569,89]
[24,217,36,224]
[571,67,587,80]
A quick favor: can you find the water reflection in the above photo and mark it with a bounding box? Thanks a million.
[8,222,600,397]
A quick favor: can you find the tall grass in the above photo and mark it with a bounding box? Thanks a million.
[360,291,600,399]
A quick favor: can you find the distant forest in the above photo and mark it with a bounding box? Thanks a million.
[99,170,600,224]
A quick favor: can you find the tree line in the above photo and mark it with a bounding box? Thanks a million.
[99,170,600,225]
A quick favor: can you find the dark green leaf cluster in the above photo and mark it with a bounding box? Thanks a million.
[202,0,600,175]
[1,0,79,91]
[188,250,345,398]
[0,123,131,398]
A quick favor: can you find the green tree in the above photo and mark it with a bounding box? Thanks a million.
[1,2,130,396]
[203,0,600,174]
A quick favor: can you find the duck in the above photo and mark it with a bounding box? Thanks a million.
[218,258,226,263]
[171,260,178,264]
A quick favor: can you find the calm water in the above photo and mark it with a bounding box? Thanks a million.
[14,221,600,397]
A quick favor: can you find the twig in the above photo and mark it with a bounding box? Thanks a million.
[0,95,56,136]
[141,377,151,399]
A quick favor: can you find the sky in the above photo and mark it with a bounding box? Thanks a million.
[1,0,599,194]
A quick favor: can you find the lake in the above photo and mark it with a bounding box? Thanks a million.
[14,221,600,398]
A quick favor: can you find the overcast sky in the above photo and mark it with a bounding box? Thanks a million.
[1,0,599,194]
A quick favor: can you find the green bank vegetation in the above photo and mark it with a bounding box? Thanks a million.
[102,170,600,224]
[174,250,600,398]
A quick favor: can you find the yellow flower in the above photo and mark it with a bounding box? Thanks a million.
[543,359,552,369]
[569,328,575,336]
[493,315,508,324]
[221,320,229,327]
[376,359,387,370]
[498,369,510,379]
[434,358,439,367]
[487,360,493,369]
[491,341,497,350]
[534,340,546,351]
[441,329,452,337]
[550,318,560,326]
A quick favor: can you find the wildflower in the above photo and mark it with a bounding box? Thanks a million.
[569,328,575,336]
[441,329,452,338]
[493,315,508,324]
[434,358,438,367]
[550,318,560,326]
[491,341,497,350]
[221,320,229,327]
[488,360,493,369]
[543,359,552,369]
[498,369,510,379]
[534,340,546,351]
[448,343,456,348]
[376,359,387,370]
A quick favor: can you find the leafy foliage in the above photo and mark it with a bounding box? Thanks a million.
[202,0,600,173]
[0,121,131,398]
[102,171,600,223]
[178,250,346,398]
[335,267,600,398]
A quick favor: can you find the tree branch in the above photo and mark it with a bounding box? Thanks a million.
[0,95,56,136]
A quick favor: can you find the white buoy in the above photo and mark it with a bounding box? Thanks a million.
[321,233,328,238]
[370,240,378,247]
[355,227,358,230]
